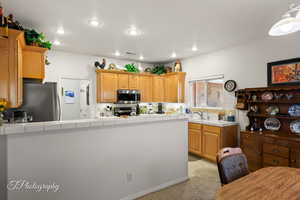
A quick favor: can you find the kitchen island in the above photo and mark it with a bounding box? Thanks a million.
[0,115,188,200]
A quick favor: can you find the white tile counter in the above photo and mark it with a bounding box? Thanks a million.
[188,119,239,127]
[0,114,188,135]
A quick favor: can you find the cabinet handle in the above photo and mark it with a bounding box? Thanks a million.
[291,159,296,163]
[272,160,279,165]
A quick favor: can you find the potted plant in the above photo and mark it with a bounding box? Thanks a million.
[124,63,139,73]
[24,29,52,50]
[151,64,166,75]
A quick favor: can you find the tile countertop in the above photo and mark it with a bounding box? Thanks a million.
[0,114,189,136]
[188,119,239,127]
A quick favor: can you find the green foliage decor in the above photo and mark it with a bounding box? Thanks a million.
[151,64,166,75]
[24,29,52,50]
[125,63,139,73]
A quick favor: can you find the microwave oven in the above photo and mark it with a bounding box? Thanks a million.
[117,90,140,104]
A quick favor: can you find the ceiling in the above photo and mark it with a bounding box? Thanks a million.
[3,0,300,63]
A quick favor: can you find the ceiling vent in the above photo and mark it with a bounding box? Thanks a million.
[126,51,137,56]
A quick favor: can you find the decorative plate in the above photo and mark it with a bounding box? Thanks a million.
[290,121,300,134]
[264,118,281,131]
[266,106,279,116]
[224,80,237,92]
[261,92,273,101]
[288,104,300,117]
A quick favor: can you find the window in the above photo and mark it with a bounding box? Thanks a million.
[189,77,224,108]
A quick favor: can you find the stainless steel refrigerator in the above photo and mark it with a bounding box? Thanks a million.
[20,81,61,122]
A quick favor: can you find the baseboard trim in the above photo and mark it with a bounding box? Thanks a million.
[120,176,189,200]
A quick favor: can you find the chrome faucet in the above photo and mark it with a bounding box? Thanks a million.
[193,111,204,120]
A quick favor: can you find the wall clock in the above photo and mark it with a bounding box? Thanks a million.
[224,80,237,92]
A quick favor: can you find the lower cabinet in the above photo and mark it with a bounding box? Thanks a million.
[241,131,300,171]
[188,123,238,162]
[188,123,202,155]
[203,130,220,161]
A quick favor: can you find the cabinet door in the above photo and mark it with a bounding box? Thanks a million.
[129,74,139,90]
[152,76,165,102]
[97,72,118,103]
[203,130,219,162]
[16,40,23,106]
[139,76,152,102]
[291,149,300,168]
[118,74,129,89]
[165,75,178,102]
[22,46,46,80]
[240,132,262,171]
[0,38,9,102]
[188,128,202,155]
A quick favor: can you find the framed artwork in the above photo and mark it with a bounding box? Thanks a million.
[268,57,300,86]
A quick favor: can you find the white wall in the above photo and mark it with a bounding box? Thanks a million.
[7,120,188,200]
[182,35,300,129]
[44,51,152,118]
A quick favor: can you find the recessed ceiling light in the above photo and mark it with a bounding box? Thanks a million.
[171,52,177,58]
[192,45,198,51]
[139,55,144,60]
[53,40,61,46]
[88,19,103,27]
[114,51,120,56]
[56,27,65,35]
[125,25,142,36]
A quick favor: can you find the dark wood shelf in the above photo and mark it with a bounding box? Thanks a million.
[247,113,300,120]
[242,130,300,141]
[247,100,299,104]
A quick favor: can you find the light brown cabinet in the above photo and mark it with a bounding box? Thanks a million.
[139,75,153,102]
[0,29,25,108]
[188,123,238,162]
[152,76,165,102]
[129,74,139,90]
[164,72,185,103]
[118,74,129,89]
[188,123,202,155]
[22,46,47,80]
[96,70,186,103]
[203,128,220,161]
[97,71,118,103]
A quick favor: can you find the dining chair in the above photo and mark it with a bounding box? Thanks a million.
[216,147,249,185]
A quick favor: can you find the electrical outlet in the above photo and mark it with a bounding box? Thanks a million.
[126,172,133,183]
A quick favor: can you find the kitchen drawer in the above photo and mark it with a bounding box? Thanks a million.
[263,153,289,167]
[263,143,289,159]
[203,125,220,134]
[188,123,202,130]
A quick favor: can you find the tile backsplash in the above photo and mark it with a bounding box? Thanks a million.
[95,103,186,118]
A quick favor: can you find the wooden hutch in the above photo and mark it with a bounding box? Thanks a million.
[236,85,300,171]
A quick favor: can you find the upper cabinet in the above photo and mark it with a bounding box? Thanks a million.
[97,71,118,103]
[96,70,186,103]
[152,76,165,102]
[164,72,186,103]
[139,75,152,102]
[0,28,48,108]
[0,29,25,108]
[118,74,129,89]
[22,45,47,80]
[128,74,139,90]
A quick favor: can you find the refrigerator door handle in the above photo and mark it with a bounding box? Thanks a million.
[57,93,62,121]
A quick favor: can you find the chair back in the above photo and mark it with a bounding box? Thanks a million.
[216,147,249,185]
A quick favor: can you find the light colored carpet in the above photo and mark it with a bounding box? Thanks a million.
[137,155,221,200]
